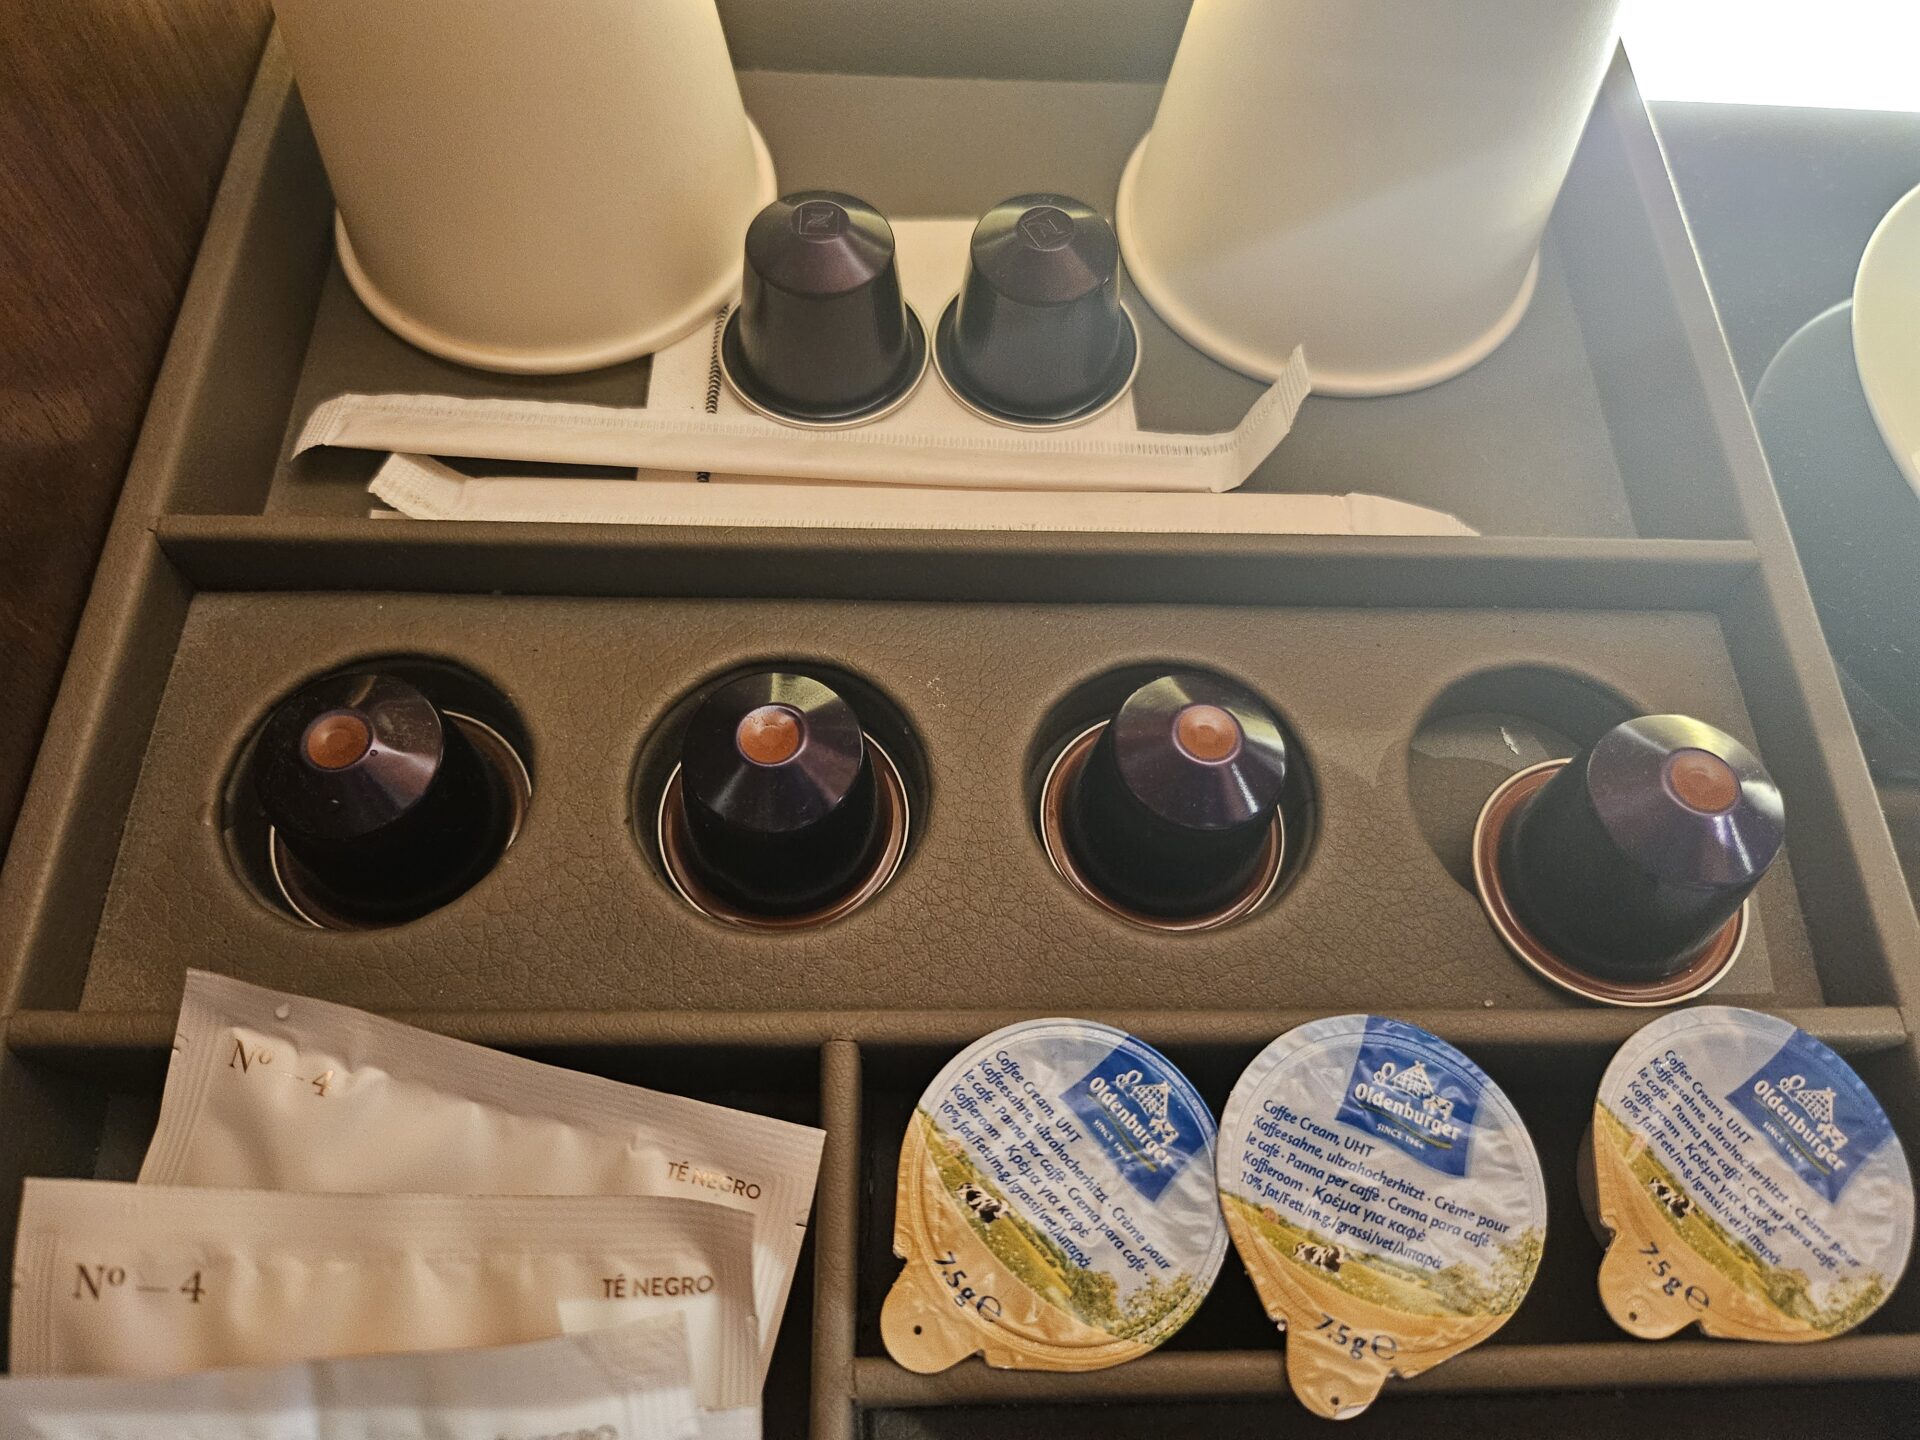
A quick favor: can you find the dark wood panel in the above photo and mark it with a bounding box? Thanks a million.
[0,0,270,857]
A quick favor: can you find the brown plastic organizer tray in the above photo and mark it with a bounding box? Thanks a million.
[4,6,1920,1435]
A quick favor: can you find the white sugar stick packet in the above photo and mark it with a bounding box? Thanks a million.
[368,452,1477,534]
[9,1182,756,1417]
[298,362,1308,493]
[139,971,822,1378]
[0,1313,699,1440]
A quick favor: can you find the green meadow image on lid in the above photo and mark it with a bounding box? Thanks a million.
[882,1018,1227,1373]
[1592,1007,1913,1343]
[1218,1015,1547,1419]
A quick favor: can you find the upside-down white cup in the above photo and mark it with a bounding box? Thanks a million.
[272,0,776,374]
[1117,0,1622,396]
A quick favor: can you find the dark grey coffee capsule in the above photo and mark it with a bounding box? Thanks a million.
[254,673,522,926]
[935,193,1138,427]
[677,672,889,916]
[721,191,928,427]
[1492,715,1785,988]
[1056,673,1288,921]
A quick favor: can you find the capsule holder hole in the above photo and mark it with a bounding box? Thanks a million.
[1409,665,1637,890]
[1027,664,1315,932]
[634,662,926,931]
[223,658,534,931]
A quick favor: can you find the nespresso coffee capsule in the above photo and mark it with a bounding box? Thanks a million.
[882,1019,1226,1373]
[1590,1008,1912,1343]
[252,672,526,928]
[1041,673,1287,928]
[934,193,1140,428]
[658,671,909,925]
[720,191,928,427]
[1219,1017,1547,1419]
[1474,714,1785,1005]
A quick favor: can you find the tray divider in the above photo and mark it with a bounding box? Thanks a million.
[152,516,1765,610]
[850,1332,1920,1408]
[1720,570,1920,1012]
[814,1038,862,1440]
[0,537,194,1013]
[5,1006,1909,1065]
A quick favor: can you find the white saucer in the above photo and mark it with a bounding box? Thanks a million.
[1853,182,1920,499]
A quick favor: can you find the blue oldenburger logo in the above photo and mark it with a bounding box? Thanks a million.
[1062,1044,1205,1202]
[1728,1028,1894,1204]
[1335,1019,1482,1178]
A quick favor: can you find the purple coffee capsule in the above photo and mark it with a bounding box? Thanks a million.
[1490,715,1785,992]
[1058,673,1288,921]
[677,672,890,917]
[935,193,1139,428]
[253,673,518,925]
[721,191,928,427]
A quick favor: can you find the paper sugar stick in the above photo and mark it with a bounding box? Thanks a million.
[369,454,1476,536]
[300,350,1311,495]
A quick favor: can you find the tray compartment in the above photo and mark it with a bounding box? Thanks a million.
[0,1025,830,1436]
[856,1384,1920,1439]
[151,41,1742,545]
[62,592,1825,1015]
[9,1018,1916,1430]
[852,1024,1920,1402]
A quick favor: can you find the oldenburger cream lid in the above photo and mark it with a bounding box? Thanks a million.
[1592,1006,1913,1342]
[1219,1015,1547,1419]
[882,1018,1227,1372]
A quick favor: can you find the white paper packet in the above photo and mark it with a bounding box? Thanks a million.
[293,361,1310,494]
[368,453,1478,536]
[8,1180,756,1419]
[139,971,823,1374]
[554,1306,757,1440]
[0,1313,700,1440]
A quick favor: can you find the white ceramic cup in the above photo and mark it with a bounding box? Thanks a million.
[272,0,776,374]
[1117,0,1622,396]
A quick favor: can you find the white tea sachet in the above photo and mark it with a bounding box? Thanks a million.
[140,971,822,1374]
[9,1180,756,1417]
[0,1314,699,1440]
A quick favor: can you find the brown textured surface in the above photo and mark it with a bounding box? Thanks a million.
[0,0,268,858]
[81,593,1816,1014]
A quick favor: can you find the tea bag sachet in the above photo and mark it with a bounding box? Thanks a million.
[1589,1007,1913,1342]
[882,1019,1227,1373]
[9,1180,757,1422]
[141,970,823,1372]
[1218,1016,1547,1419]
[0,1313,699,1440]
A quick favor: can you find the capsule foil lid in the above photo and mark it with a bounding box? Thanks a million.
[882,1019,1227,1373]
[1592,1006,1914,1342]
[1218,1016,1547,1419]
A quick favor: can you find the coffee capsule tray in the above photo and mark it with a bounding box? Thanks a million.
[3,8,1919,1434]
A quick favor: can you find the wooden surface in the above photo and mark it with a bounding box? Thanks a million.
[0,0,270,859]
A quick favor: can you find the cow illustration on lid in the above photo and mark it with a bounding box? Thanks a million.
[1591,1008,1912,1344]
[1219,1016,1547,1420]
[883,1019,1227,1376]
